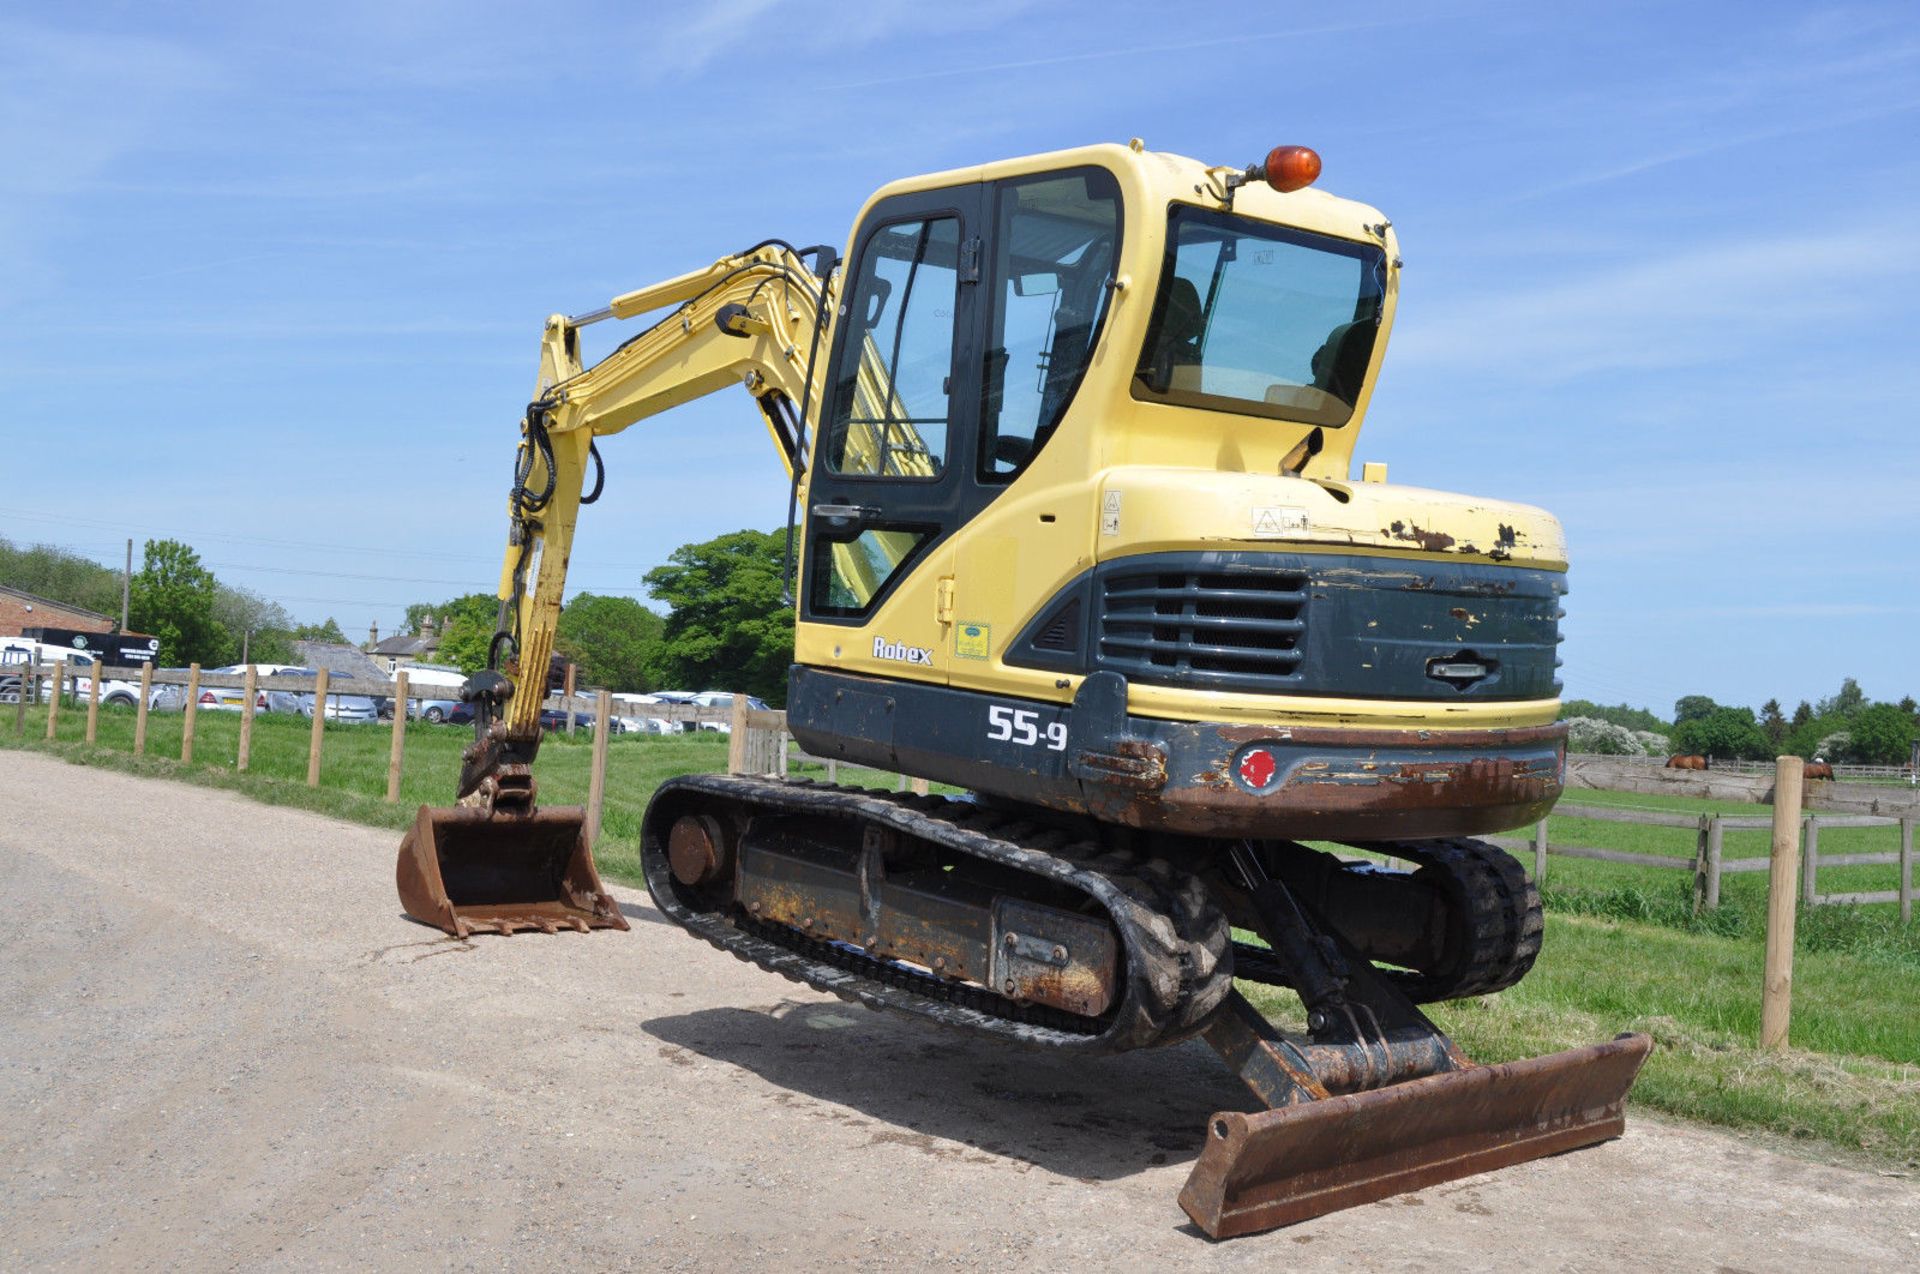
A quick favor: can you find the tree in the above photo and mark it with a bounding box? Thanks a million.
[1849,703,1917,766]
[1759,698,1787,747]
[432,593,507,675]
[643,529,793,704]
[211,584,295,663]
[0,537,123,617]
[291,617,349,644]
[1671,706,1769,761]
[1791,700,1813,729]
[556,593,664,691]
[1565,717,1649,756]
[127,539,226,666]
[1814,677,1867,721]
[1673,695,1718,725]
[1785,712,1850,761]
[1559,699,1671,732]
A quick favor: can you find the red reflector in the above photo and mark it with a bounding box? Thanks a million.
[198,691,216,704]
[1238,748,1278,789]
[1263,145,1321,193]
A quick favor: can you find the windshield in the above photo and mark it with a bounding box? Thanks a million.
[1133,206,1386,427]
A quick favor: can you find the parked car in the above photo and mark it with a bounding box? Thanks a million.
[261,668,321,714]
[687,690,771,732]
[538,707,594,732]
[614,713,676,735]
[196,665,269,713]
[417,698,460,724]
[96,675,165,711]
[300,677,382,723]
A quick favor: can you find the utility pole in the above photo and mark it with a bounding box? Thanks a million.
[121,538,132,631]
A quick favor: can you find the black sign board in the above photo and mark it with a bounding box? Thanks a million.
[23,627,162,666]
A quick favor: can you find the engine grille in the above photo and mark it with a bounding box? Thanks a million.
[1096,566,1308,691]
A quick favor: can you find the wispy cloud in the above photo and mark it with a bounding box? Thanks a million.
[1392,222,1914,380]
[823,20,1392,91]
[1514,96,1920,201]
[642,0,1044,79]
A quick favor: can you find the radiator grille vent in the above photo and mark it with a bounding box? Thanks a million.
[1097,568,1308,690]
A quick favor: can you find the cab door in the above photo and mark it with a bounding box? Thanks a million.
[798,184,987,684]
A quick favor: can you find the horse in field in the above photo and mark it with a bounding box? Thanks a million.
[1666,754,1709,770]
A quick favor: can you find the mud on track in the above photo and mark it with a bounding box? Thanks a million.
[2,752,1916,1271]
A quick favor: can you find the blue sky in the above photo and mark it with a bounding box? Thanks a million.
[1,1,1915,716]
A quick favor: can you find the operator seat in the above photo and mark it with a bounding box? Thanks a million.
[1142,276,1205,393]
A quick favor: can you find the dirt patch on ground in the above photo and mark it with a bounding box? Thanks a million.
[2,752,1915,1270]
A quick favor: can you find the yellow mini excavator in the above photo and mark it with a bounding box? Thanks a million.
[396,139,1650,1237]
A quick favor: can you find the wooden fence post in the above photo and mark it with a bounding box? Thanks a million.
[564,662,577,736]
[1691,813,1711,915]
[181,663,202,763]
[1801,815,1819,906]
[45,657,66,740]
[727,693,749,774]
[586,689,611,845]
[386,671,409,803]
[85,662,102,743]
[306,668,329,787]
[911,777,930,796]
[1901,816,1914,926]
[1705,815,1724,910]
[1531,820,1548,885]
[134,663,152,754]
[1761,756,1805,1051]
[237,664,258,771]
[13,659,29,736]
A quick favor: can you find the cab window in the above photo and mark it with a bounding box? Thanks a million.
[979,168,1120,481]
[821,216,961,478]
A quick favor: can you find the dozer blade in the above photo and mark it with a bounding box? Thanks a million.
[395,804,630,937]
[1179,1031,1652,1239]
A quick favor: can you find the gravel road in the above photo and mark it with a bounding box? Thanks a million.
[3,751,1916,1271]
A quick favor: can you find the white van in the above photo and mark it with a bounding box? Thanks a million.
[0,638,98,702]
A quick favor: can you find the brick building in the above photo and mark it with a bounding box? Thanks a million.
[0,585,114,639]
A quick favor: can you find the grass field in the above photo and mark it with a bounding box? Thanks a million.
[6,699,1916,1168]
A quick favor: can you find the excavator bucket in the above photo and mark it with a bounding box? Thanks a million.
[1179,1032,1652,1238]
[395,804,630,937]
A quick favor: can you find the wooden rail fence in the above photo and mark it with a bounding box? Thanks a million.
[1502,800,1914,924]
[10,662,932,845]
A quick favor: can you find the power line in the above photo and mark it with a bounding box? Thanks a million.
[0,505,672,573]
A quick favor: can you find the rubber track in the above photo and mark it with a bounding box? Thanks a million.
[1230,837,1543,1003]
[642,775,1233,1054]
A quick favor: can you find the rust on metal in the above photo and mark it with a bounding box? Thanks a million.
[731,823,1120,1016]
[1080,721,1568,841]
[1382,520,1456,553]
[395,804,628,937]
[1179,1031,1653,1238]
[667,812,732,886]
